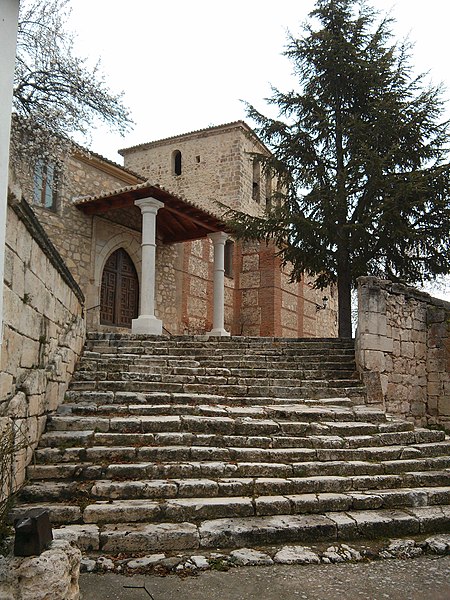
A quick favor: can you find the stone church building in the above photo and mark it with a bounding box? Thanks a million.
[12,120,337,340]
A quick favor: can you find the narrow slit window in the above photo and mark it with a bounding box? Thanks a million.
[224,240,234,279]
[33,160,58,210]
[252,158,261,203]
[173,150,182,176]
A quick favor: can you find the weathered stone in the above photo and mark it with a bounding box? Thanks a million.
[100,522,199,553]
[96,556,115,571]
[52,525,100,551]
[190,555,210,570]
[425,534,450,555]
[0,540,81,600]
[274,545,320,565]
[127,554,166,569]
[229,548,274,566]
[380,539,422,559]
[83,500,161,523]
[79,558,96,573]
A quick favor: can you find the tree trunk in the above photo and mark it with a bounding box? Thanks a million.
[334,97,352,338]
[337,257,353,338]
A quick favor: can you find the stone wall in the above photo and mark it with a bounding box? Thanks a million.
[12,150,143,293]
[356,277,450,430]
[233,241,338,337]
[120,122,268,217]
[1,194,85,492]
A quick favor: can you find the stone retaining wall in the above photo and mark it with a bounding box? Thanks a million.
[1,193,85,493]
[356,277,450,430]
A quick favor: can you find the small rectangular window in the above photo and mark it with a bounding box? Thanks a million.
[224,240,234,279]
[252,158,261,203]
[33,161,58,210]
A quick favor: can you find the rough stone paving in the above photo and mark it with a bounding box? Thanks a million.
[11,333,450,556]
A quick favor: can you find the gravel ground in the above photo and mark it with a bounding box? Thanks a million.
[80,554,450,600]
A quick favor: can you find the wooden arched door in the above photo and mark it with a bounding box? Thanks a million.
[100,248,139,327]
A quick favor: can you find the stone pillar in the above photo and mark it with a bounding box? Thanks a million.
[132,197,164,335]
[207,231,230,337]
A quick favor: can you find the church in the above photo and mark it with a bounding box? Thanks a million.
[12,120,337,340]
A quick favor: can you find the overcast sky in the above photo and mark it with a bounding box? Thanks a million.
[67,0,450,300]
[68,1,449,160]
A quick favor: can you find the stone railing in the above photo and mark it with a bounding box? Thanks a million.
[355,276,450,431]
[0,193,85,495]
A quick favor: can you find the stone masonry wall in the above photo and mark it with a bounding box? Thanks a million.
[356,277,450,430]
[1,194,85,493]
[121,123,267,218]
[234,241,338,338]
[12,152,142,293]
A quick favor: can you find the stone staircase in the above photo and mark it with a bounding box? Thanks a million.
[13,333,450,554]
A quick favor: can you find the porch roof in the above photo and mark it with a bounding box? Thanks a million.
[74,181,228,244]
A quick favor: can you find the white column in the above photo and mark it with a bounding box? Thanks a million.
[207,231,230,337]
[132,197,164,335]
[0,1,20,349]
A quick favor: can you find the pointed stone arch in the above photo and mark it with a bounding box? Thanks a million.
[95,231,141,291]
[100,248,139,327]
[87,229,142,329]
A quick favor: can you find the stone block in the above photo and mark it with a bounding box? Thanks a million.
[228,548,274,566]
[361,350,385,372]
[273,545,320,564]
[53,525,100,552]
[240,271,261,289]
[401,341,415,358]
[0,372,14,400]
[438,396,450,417]
[358,334,393,353]
[0,540,81,600]
[100,522,199,553]
[242,254,259,272]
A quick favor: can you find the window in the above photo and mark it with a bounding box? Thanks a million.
[172,150,182,176]
[33,161,58,210]
[252,158,261,203]
[224,240,234,279]
[265,169,272,209]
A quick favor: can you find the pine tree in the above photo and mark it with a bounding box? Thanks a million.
[229,0,450,337]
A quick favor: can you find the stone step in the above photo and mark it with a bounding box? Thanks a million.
[18,332,450,557]
[24,457,450,492]
[84,344,357,356]
[63,391,358,408]
[55,403,384,423]
[72,369,358,384]
[31,442,450,473]
[70,372,363,398]
[85,336,356,349]
[35,428,441,459]
[44,418,391,439]
[11,487,450,527]
[76,357,357,370]
[13,506,446,553]
[39,421,442,450]
[66,385,366,406]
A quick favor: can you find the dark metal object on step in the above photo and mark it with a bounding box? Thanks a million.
[13,508,53,556]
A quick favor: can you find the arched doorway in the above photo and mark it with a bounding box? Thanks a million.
[100,248,139,327]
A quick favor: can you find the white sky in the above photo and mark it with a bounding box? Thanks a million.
[68,0,449,161]
[67,0,450,300]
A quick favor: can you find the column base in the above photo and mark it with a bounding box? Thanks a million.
[206,328,231,338]
[132,315,163,336]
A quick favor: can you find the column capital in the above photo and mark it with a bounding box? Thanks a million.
[208,231,229,245]
[135,197,164,213]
